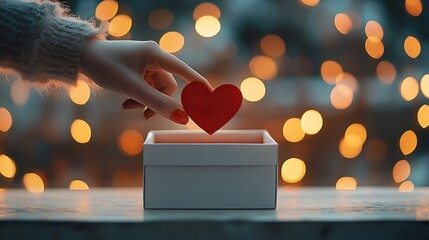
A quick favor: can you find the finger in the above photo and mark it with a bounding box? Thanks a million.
[152,70,178,96]
[156,50,214,91]
[122,98,145,109]
[122,71,188,125]
[143,71,178,119]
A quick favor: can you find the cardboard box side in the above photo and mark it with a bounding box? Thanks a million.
[144,165,276,209]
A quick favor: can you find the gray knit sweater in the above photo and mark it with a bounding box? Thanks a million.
[0,0,106,85]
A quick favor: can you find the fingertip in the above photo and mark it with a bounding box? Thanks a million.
[170,109,189,125]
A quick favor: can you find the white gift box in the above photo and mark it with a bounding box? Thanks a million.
[143,130,278,209]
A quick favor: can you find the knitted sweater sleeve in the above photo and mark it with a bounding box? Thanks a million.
[0,0,106,85]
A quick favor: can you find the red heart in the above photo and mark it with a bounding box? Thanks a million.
[181,82,243,135]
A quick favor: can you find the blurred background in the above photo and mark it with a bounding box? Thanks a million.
[0,0,428,192]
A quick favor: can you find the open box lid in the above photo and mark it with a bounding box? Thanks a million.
[144,130,278,166]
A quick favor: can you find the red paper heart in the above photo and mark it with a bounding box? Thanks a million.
[181,82,243,135]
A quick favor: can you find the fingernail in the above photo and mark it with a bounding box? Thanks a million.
[144,109,156,120]
[170,109,189,125]
[123,98,144,109]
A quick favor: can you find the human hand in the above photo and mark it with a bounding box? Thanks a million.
[80,40,213,124]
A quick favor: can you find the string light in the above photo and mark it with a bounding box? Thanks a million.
[400,77,419,101]
[118,130,144,156]
[376,61,396,84]
[69,80,90,105]
[334,13,353,35]
[108,15,132,37]
[260,34,285,57]
[159,31,185,53]
[0,107,12,132]
[283,118,305,142]
[301,110,323,135]
[240,77,266,102]
[399,130,417,155]
[417,105,429,128]
[404,36,421,59]
[405,0,422,17]
[70,119,91,144]
[336,177,357,190]
[249,55,277,80]
[393,160,411,183]
[321,60,343,85]
[299,0,320,7]
[193,2,221,20]
[195,15,221,37]
[399,180,414,192]
[95,0,118,21]
[281,158,306,183]
[0,154,16,178]
[69,180,90,190]
[23,173,44,193]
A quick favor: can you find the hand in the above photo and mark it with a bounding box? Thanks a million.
[80,40,213,124]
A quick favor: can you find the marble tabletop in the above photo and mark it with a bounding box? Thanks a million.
[0,187,428,239]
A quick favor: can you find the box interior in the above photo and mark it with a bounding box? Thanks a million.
[147,130,274,144]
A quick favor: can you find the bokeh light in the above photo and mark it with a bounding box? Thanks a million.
[260,34,286,57]
[345,123,367,146]
[240,77,266,102]
[159,31,185,53]
[108,15,132,37]
[193,2,221,20]
[334,13,353,35]
[23,173,44,193]
[404,36,421,59]
[95,0,118,21]
[283,118,305,142]
[393,159,411,183]
[249,55,277,80]
[339,137,362,159]
[405,0,422,17]
[118,130,144,156]
[365,20,383,40]
[0,107,12,132]
[400,77,419,101]
[336,177,357,190]
[10,80,30,106]
[399,130,417,155]
[299,0,320,7]
[69,180,90,190]
[376,61,396,84]
[70,119,91,144]
[398,180,414,192]
[321,60,343,85]
[195,15,221,37]
[330,84,353,109]
[148,8,174,30]
[281,158,306,183]
[365,37,384,59]
[69,80,90,105]
[0,154,16,178]
[336,73,358,92]
[301,110,323,135]
[420,74,429,98]
[417,105,429,128]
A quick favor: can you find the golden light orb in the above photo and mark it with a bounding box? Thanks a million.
[95,0,118,21]
[249,55,277,80]
[260,34,286,57]
[399,130,417,155]
[69,180,90,190]
[376,61,396,84]
[195,15,221,38]
[393,160,411,183]
[404,36,421,59]
[301,110,323,135]
[159,31,185,54]
[108,15,132,37]
[283,118,305,143]
[336,177,357,190]
[118,130,144,156]
[70,119,91,144]
[23,173,44,193]
[240,77,266,102]
[400,76,419,101]
[281,158,306,183]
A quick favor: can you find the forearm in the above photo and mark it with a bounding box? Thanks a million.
[0,0,106,85]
